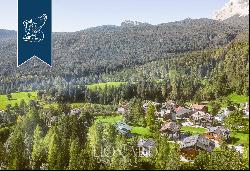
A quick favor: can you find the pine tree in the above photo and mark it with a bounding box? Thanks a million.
[146,103,156,131]
[5,126,29,170]
[47,132,61,170]
[68,138,80,170]
[31,125,46,169]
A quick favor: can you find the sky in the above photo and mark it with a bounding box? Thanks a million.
[0,0,228,32]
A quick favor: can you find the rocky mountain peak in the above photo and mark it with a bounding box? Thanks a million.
[213,0,249,21]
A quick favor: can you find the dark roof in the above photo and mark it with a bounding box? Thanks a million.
[138,139,155,149]
[70,108,81,115]
[180,135,215,151]
[160,122,180,132]
[191,111,213,121]
[115,121,131,134]
[176,108,192,116]
[207,126,230,135]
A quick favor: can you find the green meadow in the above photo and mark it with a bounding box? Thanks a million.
[87,82,127,91]
[181,126,206,135]
[0,92,37,110]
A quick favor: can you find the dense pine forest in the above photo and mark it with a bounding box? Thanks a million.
[0,14,249,170]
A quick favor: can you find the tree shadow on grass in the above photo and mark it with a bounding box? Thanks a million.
[8,98,17,101]
[228,137,240,144]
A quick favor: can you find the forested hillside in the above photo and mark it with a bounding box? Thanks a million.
[0,14,249,170]
[0,18,248,97]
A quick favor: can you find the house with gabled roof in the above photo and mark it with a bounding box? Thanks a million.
[47,116,58,128]
[191,104,208,113]
[180,135,215,160]
[160,122,180,139]
[175,107,193,120]
[117,101,129,114]
[243,102,249,116]
[190,111,213,127]
[138,139,155,157]
[70,108,81,115]
[117,107,126,114]
[204,126,230,142]
[155,107,176,121]
[114,121,131,136]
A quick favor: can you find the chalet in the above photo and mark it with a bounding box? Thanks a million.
[214,114,226,123]
[117,107,126,114]
[143,103,149,111]
[190,111,213,127]
[138,139,155,157]
[204,126,230,142]
[229,144,244,154]
[220,107,233,116]
[152,102,161,107]
[70,108,81,115]
[143,101,162,112]
[165,100,178,108]
[215,107,234,123]
[243,102,249,116]
[191,104,208,113]
[47,116,58,127]
[175,107,192,120]
[117,101,129,114]
[155,108,176,121]
[180,135,215,160]
[160,122,180,139]
[114,121,131,136]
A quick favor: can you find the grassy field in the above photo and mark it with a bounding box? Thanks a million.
[95,115,123,124]
[230,132,249,146]
[95,115,152,137]
[228,93,249,104]
[207,93,249,112]
[43,102,86,109]
[181,126,206,135]
[87,82,127,91]
[0,92,37,110]
[131,126,152,137]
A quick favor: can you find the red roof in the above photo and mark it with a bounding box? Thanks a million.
[175,106,184,113]
[192,104,206,110]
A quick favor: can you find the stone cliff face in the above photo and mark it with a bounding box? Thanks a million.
[213,0,249,20]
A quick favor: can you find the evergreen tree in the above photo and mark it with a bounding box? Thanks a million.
[68,138,81,170]
[146,103,156,131]
[31,125,46,169]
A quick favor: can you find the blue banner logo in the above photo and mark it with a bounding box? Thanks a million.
[18,0,52,67]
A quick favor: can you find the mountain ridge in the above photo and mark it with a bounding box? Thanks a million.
[213,0,249,20]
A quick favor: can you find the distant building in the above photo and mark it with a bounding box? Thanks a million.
[175,107,193,120]
[180,135,215,160]
[138,139,155,157]
[155,108,176,121]
[143,101,159,110]
[204,126,230,142]
[190,111,213,127]
[117,101,129,114]
[114,121,131,136]
[143,103,149,111]
[70,108,81,115]
[165,100,178,108]
[214,114,226,123]
[117,107,126,114]
[243,102,249,116]
[47,116,58,127]
[160,122,180,139]
[191,104,208,113]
